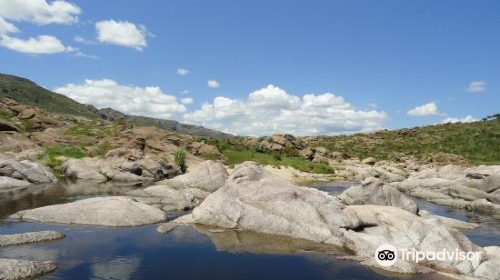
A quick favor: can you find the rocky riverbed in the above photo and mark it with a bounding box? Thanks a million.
[1,160,500,280]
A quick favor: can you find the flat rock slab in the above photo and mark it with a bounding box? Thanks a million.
[0,258,56,280]
[11,197,166,227]
[0,231,65,247]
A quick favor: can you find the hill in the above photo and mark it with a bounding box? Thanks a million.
[0,73,232,138]
[0,73,99,118]
[306,120,500,165]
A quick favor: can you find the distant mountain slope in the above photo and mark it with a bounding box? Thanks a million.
[306,120,500,165]
[0,73,232,138]
[0,73,99,118]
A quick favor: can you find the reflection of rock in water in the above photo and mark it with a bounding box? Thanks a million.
[90,256,140,280]
[0,180,147,219]
[0,246,59,261]
[194,224,343,255]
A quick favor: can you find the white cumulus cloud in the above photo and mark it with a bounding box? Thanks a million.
[96,20,150,51]
[207,79,220,88]
[0,0,81,25]
[184,84,387,136]
[466,81,486,93]
[0,17,19,34]
[0,34,72,54]
[181,97,194,105]
[407,102,439,117]
[441,115,477,124]
[54,79,187,119]
[176,68,190,75]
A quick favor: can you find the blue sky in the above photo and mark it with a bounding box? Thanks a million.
[0,0,499,135]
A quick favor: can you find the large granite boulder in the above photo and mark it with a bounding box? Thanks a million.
[337,177,418,214]
[11,197,166,226]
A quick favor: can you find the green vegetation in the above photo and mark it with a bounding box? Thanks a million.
[64,120,120,137]
[42,146,86,169]
[175,147,187,173]
[223,150,334,174]
[311,119,500,165]
[0,74,99,118]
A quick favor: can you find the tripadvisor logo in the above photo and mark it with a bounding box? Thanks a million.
[375,244,482,267]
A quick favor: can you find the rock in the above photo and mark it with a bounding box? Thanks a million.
[0,177,32,190]
[229,161,275,183]
[146,160,228,199]
[11,197,166,226]
[190,142,222,159]
[61,149,181,182]
[473,246,500,279]
[0,120,20,132]
[337,177,418,214]
[0,231,65,247]
[471,199,500,214]
[343,205,484,275]
[0,259,57,280]
[362,157,377,165]
[270,134,288,146]
[61,158,107,181]
[193,162,490,277]
[300,147,314,160]
[0,159,56,184]
[17,108,36,120]
[171,214,194,224]
[156,223,178,234]
[193,166,356,245]
[312,154,329,164]
[0,132,39,151]
[418,210,479,230]
[438,164,464,180]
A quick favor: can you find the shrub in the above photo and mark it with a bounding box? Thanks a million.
[175,147,187,173]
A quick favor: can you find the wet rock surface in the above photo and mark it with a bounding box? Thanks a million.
[11,196,167,226]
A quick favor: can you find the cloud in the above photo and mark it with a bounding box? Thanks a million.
[95,20,150,51]
[407,102,439,117]
[74,36,96,44]
[0,0,81,25]
[181,89,189,94]
[54,79,187,119]
[74,51,99,60]
[0,17,19,35]
[181,97,194,105]
[207,79,220,88]
[176,68,190,75]
[441,115,477,124]
[0,34,72,54]
[184,84,387,136]
[466,81,486,93]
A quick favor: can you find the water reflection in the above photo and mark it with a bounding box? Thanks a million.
[0,180,147,219]
[0,180,498,280]
[91,256,140,280]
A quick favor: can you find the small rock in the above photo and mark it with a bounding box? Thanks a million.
[0,258,56,280]
[0,231,65,247]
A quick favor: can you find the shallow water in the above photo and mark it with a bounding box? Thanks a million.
[0,180,498,280]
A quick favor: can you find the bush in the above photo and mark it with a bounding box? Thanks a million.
[175,147,187,173]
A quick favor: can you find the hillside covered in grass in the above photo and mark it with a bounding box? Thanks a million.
[0,74,99,118]
[308,120,500,165]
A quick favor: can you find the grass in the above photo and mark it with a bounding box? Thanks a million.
[311,119,500,165]
[64,120,120,138]
[42,146,87,169]
[223,150,335,174]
